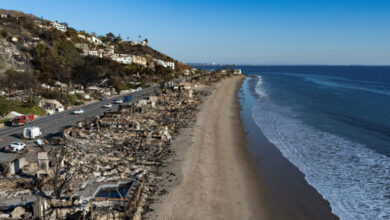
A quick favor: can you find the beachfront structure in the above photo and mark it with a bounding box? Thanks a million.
[233,69,242,75]
[52,21,67,32]
[153,59,175,70]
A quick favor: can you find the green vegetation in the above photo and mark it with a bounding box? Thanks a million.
[0,9,189,100]
[32,40,83,83]
[0,96,46,117]
[0,69,37,91]
[39,89,84,107]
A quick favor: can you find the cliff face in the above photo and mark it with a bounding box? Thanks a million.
[0,38,34,74]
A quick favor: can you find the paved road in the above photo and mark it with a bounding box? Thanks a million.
[0,86,160,163]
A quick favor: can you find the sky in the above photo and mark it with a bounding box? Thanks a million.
[1,0,390,65]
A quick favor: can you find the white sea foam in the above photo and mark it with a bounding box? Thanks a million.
[252,76,390,219]
[254,76,267,99]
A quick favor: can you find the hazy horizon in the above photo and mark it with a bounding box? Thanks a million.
[2,0,390,65]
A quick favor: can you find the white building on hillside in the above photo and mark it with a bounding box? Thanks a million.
[130,40,148,46]
[153,59,175,70]
[166,61,175,70]
[88,36,103,45]
[111,54,132,64]
[52,22,67,32]
[132,55,147,67]
[84,49,102,58]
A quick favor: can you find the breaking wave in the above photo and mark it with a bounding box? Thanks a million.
[252,76,390,219]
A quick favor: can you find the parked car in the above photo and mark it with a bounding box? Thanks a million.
[114,99,123,104]
[123,95,133,103]
[99,97,106,101]
[3,146,12,152]
[8,142,26,152]
[103,103,113,108]
[36,139,44,146]
[73,109,84,115]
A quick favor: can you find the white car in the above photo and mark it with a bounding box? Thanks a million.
[114,99,123,104]
[103,103,113,108]
[73,109,84,114]
[36,139,44,146]
[9,142,26,152]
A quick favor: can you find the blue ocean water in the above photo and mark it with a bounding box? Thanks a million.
[240,66,390,219]
[194,65,390,219]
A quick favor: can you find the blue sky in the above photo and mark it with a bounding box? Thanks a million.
[1,0,390,65]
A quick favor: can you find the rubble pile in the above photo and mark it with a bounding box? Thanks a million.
[33,83,200,219]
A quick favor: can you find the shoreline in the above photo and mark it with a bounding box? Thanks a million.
[148,75,338,220]
[147,76,269,219]
[239,76,338,219]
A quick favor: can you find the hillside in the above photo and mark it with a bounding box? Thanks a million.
[0,9,189,83]
[0,8,191,117]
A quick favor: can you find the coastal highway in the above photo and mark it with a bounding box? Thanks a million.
[0,86,160,163]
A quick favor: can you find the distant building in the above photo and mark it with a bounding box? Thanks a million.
[103,48,115,56]
[52,21,67,32]
[0,13,7,18]
[78,34,86,39]
[153,59,175,70]
[111,54,132,64]
[233,69,242,75]
[39,99,64,115]
[130,40,148,46]
[132,55,147,67]
[166,61,175,70]
[87,50,102,58]
[87,36,103,45]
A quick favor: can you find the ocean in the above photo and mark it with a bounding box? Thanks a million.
[196,65,390,219]
[245,66,390,220]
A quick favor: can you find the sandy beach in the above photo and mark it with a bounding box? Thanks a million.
[148,76,268,219]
